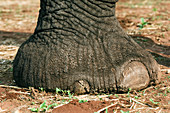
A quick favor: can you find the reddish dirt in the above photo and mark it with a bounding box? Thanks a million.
[0,0,169,113]
[53,100,115,113]
[52,99,131,113]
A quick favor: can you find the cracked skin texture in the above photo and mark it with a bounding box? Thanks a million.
[13,0,160,94]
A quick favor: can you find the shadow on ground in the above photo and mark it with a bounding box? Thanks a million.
[131,35,170,67]
[0,30,31,46]
[0,30,169,67]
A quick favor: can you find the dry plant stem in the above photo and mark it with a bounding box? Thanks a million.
[53,101,70,109]
[158,109,162,113]
[131,98,147,106]
[131,107,159,112]
[142,86,154,91]
[0,85,23,89]
[55,96,71,100]
[9,90,30,95]
[119,103,130,108]
[130,101,135,109]
[95,102,118,113]
[130,107,146,112]
[30,87,38,96]
[133,103,137,109]
[0,107,7,113]
[110,99,119,101]
[161,69,170,72]
[131,98,160,110]
[113,109,118,113]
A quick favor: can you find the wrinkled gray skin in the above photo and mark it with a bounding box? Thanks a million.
[13,0,160,94]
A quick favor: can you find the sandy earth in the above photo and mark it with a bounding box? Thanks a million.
[0,0,169,113]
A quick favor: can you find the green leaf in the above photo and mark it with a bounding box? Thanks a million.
[142,39,148,42]
[31,108,39,112]
[62,90,66,94]
[47,105,53,110]
[127,88,131,97]
[149,99,159,104]
[139,18,148,30]
[143,22,148,26]
[10,67,13,72]
[79,99,88,103]
[56,88,61,94]
[67,90,74,99]
[39,87,44,91]
[115,94,119,98]
[73,97,78,99]
[141,18,145,24]
[105,108,108,113]
[40,101,47,109]
[134,96,139,99]
[142,90,146,96]
[97,95,103,101]
[153,8,157,12]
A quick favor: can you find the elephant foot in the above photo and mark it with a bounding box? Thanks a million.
[73,80,90,94]
[119,61,150,92]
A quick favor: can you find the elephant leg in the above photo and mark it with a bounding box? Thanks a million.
[119,61,150,92]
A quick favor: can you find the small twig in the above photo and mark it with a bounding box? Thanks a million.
[0,85,23,89]
[133,103,137,109]
[148,107,160,110]
[143,86,154,91]
[95,102,118,113]
[0,107,7,113]
[130,102,135,109]
[109,99,119,101]
[113,109,117,113]
[131,98,147,106]
[53,101,70,109]
[130,107,145,112]
[161,69,170,72]
[30,87,37,96]
[158,108,162,113]
[9,91,30,95]
[130,107,159,112]
[118,103,130,108]
[131,98,161,110]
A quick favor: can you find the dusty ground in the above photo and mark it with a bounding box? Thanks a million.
[0,0,169,113]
